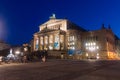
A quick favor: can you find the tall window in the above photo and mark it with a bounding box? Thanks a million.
[68,35,75,50]
[86,36,98,42]
[68,36,74,42]
[60,35,64,43]
[49,35,53,50]
[54,35,60,49]
[85,42,99,51]
[45,36,48,44]
[68,35,75,55]
[60,35,64,50]
[40,37,43,45]
[35,38,39,50]
[49,35,53,43]
[43,36,48,50]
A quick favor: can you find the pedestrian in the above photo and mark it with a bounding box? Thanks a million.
[0,56,3,64]
[23,55,27,63]
[41,51,46,62]
[42,56,46,62]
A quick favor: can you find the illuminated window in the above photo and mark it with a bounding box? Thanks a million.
[85,43,88,46]
[72,42,75,45]
[91,43,93,46]
[96,53,99,59]
[86,47,88,49]
[36,38,39,44]
[49,44,53,50]
[88,43,90,46]
[86,53,88,57]
[68,36,74,41]
[67,35,75,50]
[40,37,43,45]
[54,35,60,49]
[55,35,59,42]
[69,36,74,41]
[68,36,69,41]
[60,35,64,43]
[85,42,99,51]
[35,38,39,50]
[93,42,96,45]
[40,46,43,50]
[96,46,99,49]
[45,36,48,44]
[97,53,99,56]
[72,47,75,50]
[49,35,53,43]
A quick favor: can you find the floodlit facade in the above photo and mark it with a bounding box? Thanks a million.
[32,14,120,60]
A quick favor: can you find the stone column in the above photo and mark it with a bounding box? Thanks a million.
[33,35,38,51]
[43,36,45,50]
[53,34,55,50]
[33,36,36,51]
[38,36,40,51]
[65,33,69,50]
[48,35,49,50]
[58,33,60,50]
[62,34,65,50]
[41,36,44,50]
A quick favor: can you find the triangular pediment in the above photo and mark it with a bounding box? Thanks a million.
[41,19,65,26]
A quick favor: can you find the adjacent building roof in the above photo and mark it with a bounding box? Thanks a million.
[0,41,10,51]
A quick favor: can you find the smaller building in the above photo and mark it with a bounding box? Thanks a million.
[115,36,120,59]
[0,40,11,56]
[81,25,116,59]
[0,40,10,51]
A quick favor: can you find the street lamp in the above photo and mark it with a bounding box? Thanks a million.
[24,47,28,52]
[15,50,21,60]
[15,51,20,55]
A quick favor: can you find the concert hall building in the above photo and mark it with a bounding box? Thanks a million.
[32,14,120,60]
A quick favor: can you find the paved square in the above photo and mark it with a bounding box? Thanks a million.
[0,59,120,80]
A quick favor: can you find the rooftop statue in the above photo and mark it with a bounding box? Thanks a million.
[49,14,56,19]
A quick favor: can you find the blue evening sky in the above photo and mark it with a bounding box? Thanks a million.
[0,0,120,45]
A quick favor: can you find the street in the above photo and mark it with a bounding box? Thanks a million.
[0,59,120,80]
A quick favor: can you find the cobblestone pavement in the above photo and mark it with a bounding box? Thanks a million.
[0,59,120,80]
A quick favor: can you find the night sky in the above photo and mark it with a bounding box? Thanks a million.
[0,0,120,45]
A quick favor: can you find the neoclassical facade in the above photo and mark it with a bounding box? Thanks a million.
[32,14,120,60]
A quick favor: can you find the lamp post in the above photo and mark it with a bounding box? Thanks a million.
[15,50,21,62]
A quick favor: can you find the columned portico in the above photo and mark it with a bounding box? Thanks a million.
[34,30,66,51]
